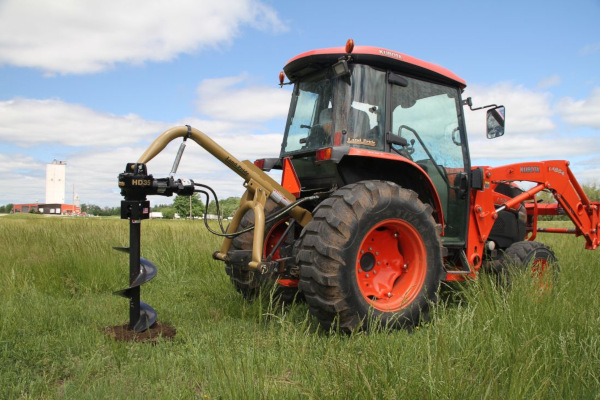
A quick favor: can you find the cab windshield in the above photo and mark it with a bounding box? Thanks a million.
[281,65,386,155]
[389,76,467,242]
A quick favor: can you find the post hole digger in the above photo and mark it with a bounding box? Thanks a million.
[114,39,600,333]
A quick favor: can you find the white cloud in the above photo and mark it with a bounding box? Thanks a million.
[581,42,600,55]
[0,71,288,206]
[464,83,555,138]
[0,126,284,206]
[575,156,600,185]
[0,153,44,173]
[462,82,600,175]
[0,0,286,75]
[469,134,595,162]
[0,154,47,204]
[176,118,283,160]
[0,174,46,205]
[195,74,292,122]
[537,74,561,89]
[557,87,600,129]
[0,98,169,147]
[55,128,283,207]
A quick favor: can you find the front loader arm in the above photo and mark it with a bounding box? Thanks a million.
[469,161,600,271]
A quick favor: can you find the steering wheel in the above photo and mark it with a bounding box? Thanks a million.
[398,124,450,187]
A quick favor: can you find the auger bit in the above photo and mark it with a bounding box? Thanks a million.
[113,163,157,332]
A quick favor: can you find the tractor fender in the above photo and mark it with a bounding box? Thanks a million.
[336,149,444,226]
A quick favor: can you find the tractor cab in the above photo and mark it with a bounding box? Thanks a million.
[280,42,471,244]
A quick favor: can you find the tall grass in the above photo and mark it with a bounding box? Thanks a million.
[1,216,599,399]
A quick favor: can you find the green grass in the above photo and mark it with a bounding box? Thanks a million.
[1,215,599,399]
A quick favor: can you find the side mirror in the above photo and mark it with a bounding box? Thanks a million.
[486,106,505,139]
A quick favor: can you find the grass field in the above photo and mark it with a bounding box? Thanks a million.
[1,214,599,399]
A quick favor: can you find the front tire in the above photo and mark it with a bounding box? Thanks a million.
[497,241,558,287]
[297,180,444,330]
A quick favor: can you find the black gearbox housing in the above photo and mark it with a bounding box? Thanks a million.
[489,183,527,249]
[118,163,195,201]
[489,208,527,249]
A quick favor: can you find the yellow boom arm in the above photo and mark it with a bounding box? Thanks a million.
[138,125,312,269]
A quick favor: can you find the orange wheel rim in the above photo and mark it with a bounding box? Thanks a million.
[264,220,299,288]
[531,258,548,275]
[531,258,553,291]
[355,219,427,311]
[264,220,288,260]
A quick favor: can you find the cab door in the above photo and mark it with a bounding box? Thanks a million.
[388,74,469,245]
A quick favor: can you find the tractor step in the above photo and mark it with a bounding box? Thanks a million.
[445,250,475,275]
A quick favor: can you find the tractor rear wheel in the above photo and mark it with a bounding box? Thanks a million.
[224,199,299,303]
[297,180,444,330]
[497,241,558,286]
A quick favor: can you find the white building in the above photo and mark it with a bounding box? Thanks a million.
[46,160,66,204]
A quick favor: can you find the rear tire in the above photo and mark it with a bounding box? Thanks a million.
[224,199,299,303]
[297,180,444,331]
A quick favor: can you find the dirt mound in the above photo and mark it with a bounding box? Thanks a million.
[104,322,176,343]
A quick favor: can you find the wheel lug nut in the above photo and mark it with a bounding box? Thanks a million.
[366,274,370,278]
[358,269,362,273]
[387,292,392,297]
[403,264,408,269]
[373,270,377,274]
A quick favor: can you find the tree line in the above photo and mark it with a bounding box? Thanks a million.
[156,194,241,219]
[1,183,598,218]
[0,195,241,218]
[76,195,241,219]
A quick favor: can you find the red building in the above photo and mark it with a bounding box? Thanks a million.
[12,203,81,215]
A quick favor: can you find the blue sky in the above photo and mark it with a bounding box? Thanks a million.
[0,0,599,206]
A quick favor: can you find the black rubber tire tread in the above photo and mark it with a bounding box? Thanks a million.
[499,241,558,282]
[224,199,299,303]
[296,180,444,331]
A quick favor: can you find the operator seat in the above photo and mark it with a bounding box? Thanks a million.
[319,108,333,133]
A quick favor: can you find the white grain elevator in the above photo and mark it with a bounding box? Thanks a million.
[46,159,66,204]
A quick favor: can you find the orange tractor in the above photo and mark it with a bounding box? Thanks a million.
[115,40,600,332]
